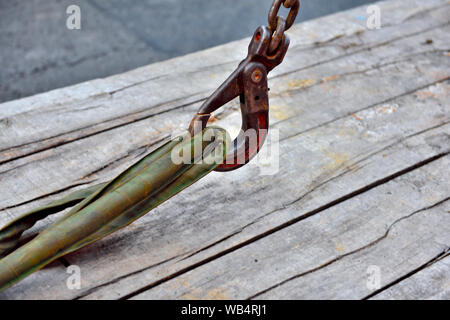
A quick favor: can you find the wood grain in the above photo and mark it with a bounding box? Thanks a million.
[369,254,450,300]
[0,0,448,299]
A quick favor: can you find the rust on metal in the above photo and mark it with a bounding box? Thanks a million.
[189,0,300,171]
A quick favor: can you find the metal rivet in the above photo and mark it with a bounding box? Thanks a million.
[251,69,262,83]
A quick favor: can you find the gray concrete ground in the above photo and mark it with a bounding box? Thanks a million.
[0,0,377,103]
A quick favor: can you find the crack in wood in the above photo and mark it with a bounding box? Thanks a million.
[279,77,450,143]
[363,248,450,300]
[2,82,447,296]
[1,70,447,193]
[279,21,449,79]
[176,135,450,264]
[1,1,449,299]
[0,93,206,166]
[80,134,170,180]
[117,152,449,300]
[77,119,450,276]
[284,121,450,208]
[2,66,447,213]
[271,48,450,98]
[247,198,450,300]
[72,252,186,300]
[401,3,450,23]
[0,19,448,167]
[0,180,95,214]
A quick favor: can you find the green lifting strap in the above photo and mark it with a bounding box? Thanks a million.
[0,127,227,292]
[0,0,301,293]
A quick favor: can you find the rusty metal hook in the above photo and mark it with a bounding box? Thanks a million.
[188,26,290,171]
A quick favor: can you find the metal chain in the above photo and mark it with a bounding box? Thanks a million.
[268,0,300,53]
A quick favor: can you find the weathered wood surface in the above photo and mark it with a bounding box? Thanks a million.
[370,254,450,300]
[0,0,449,300]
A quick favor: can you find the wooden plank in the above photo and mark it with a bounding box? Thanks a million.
[1,0,448,227]
[1,0,448,211]
[3,81,448,300]
[77,92,449,300]
[0,0,447,166]
[369,254,450,300]
[131,157,450,299]
[0,0,449,299]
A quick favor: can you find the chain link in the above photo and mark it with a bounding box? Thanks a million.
[267,0,300,53]
[268,0,300,31]
[268,16,286,54]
